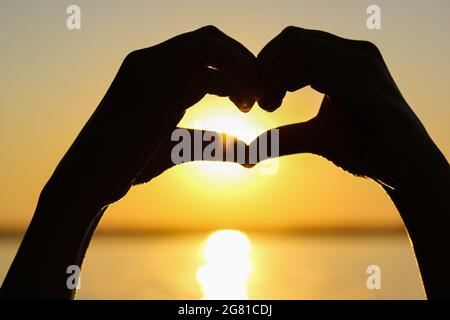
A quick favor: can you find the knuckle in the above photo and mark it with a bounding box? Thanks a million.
[197,25,220,36]
[121,50,142,71]
[123,49,142,64]
[282,25,299,36]
[351,41,384,71]
[358,40,382,57]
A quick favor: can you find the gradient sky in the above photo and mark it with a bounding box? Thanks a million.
[1,0,449,232]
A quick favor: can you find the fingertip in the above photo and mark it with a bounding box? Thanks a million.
[256,81,286,111]
[239,100,254,113]
[230,97,256,113]
[258,96,283,112]
[240,106,252,113]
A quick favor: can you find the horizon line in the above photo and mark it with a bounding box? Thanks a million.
[0,226,406,238]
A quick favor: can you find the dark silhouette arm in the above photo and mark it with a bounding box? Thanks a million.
[254,26,450,299]
[0,26,259,299]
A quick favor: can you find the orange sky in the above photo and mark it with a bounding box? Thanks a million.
[0,0,449,232]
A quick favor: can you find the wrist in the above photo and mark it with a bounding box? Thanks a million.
[1,190,105,299]
[396,142,449,198]
[384,167,450,299]
[39,174,106,223]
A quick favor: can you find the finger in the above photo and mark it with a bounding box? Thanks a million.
[258,26,378,71]
[258,32,361,110]
[197,67,230,98]
[133,26,258,112]
[257,27,298,112]
[294,27,376,53]
[258,26,377,111]
[278,120,324,157]
[143,25,255,60]
[133,128,251,184]
[258,26,298,70]
[173,27,258,111]
[257,76,286,112]
[247,119,323,165]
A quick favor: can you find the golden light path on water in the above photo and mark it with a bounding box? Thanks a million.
[196,230,253,300]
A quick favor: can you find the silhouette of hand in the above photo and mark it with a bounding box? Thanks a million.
[0,26,262,299]
[42,26,258,214]
[254,26,447,193]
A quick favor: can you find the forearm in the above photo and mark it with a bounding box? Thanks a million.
[384,150,450,299]
[0,192,105,299]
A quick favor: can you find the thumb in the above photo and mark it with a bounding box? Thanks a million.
[245,118,323,167]
[133,128,249,184]
[278,119,323,158]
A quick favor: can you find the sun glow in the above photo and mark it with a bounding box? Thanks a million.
[179,97,271,144]
[196,230,253,300]
[178,96,275,178]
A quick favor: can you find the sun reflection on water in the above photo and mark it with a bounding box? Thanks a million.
[196,230,252,300]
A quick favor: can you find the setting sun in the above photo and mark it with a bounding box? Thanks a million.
[177,95,276,178]
[178,95,274,144]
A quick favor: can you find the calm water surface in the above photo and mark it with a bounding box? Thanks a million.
[0,231,425,299]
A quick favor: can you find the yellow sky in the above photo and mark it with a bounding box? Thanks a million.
[0,0,449,231]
